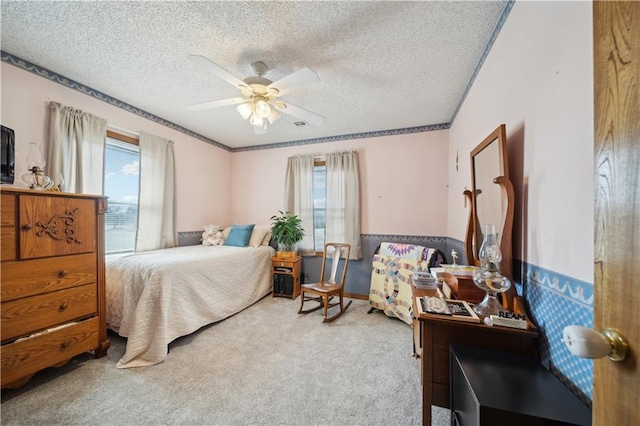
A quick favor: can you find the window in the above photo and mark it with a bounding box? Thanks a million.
[313,161,326,252]
[104,131,139,254]
[285,151,361,259]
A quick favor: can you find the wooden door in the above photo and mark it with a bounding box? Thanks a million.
[593,2,640,425]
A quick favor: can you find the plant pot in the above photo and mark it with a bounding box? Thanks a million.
[276,250,297,259]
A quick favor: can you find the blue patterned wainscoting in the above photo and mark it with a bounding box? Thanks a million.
[178,231,203,247]
[178,232,463,296]
[515,260,594,406]
[302,234,450,296]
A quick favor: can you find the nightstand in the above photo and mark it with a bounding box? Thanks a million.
[271,256,301,299]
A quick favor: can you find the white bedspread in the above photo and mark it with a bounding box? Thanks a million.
[106,245,275,368]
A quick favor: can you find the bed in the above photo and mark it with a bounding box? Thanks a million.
[106,244,275,368]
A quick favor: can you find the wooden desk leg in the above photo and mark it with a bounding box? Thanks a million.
[422,322,434,426]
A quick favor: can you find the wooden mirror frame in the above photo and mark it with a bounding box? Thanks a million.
[464,124,516,310]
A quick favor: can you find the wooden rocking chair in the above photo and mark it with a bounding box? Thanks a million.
[298,243,351,323]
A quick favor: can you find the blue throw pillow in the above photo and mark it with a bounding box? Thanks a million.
[224,224,255,247]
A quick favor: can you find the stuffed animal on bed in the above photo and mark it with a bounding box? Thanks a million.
[202,224,223,246]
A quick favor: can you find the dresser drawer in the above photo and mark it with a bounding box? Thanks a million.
[19,195,96,259]
[1,253,97,302]
[1,194,16,261]
[1,317,99,386]
[1,194,16,225]
[273,259,297,269]
[1,284,97,342]
[1,226,16,261]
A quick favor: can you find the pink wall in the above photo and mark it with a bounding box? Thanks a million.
[2,62,449,238]
[231,130,450,236]
[0,1,594,278]
[1,63,232,232]
[447,1,594,282]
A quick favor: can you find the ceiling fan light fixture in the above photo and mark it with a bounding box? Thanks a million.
[236,102,254,120]
[267,108,281,124]
[249,114,264,127]
[188,55,323,135]
[255,99,271,118]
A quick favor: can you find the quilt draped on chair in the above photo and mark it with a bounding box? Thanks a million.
[369,242,445,324]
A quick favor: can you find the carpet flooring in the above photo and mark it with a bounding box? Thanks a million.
[1,297,449,425]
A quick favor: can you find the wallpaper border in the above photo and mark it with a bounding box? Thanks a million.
[449,0,515,124]
[2,0,514,154]
[1,50,449,152]
[515,260,594,308]
[0,50,231,152]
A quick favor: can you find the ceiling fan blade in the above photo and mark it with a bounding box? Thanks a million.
[254,125,268,135]
[275,101,325,126]
[267,68,320,96]
[188,54,250,90]
[187,98,246,112]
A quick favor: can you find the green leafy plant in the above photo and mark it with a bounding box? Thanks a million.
[270,211,305,250]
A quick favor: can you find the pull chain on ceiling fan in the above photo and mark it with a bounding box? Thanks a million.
[187,55,325,135]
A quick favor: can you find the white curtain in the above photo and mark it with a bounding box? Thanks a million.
[284,155,315,256]
[135,131,177,252]
[48,102,107,194]
[326,151,362,259]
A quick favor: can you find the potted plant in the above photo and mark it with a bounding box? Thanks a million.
[270,210,305,257]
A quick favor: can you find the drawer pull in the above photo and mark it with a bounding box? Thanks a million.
[58,270,69,278]
[61,341,71,349]
[22,224,33,231]
[59,303,69,311]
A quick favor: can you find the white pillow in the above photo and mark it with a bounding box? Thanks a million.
[261,230,272,246]
[248,225,271,247]
[222,226,232,239]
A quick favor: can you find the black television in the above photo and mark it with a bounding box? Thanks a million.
[1,125,15,184]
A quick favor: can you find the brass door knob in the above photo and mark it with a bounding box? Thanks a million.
[563,325,629,361]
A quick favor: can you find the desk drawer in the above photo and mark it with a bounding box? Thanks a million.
[1,284,97,342]
[1,317,99,386]
[273,259,297,269]
[1,253,96,302]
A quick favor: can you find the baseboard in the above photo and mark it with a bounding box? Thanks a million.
[345,292,368,300]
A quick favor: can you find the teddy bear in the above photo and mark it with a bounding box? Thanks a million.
[201,224,223,246]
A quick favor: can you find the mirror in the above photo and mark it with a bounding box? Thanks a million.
[464,124,516,309]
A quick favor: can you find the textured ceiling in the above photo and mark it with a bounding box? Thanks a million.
[1,1,508,150]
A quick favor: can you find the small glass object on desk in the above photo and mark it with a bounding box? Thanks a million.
[472,224,511,317]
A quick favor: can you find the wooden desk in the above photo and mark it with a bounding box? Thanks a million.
[412,283,538,426]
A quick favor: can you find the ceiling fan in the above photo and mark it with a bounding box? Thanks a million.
[187,55,325,135]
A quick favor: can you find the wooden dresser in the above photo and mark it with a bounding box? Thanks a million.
[1,187,110,387]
